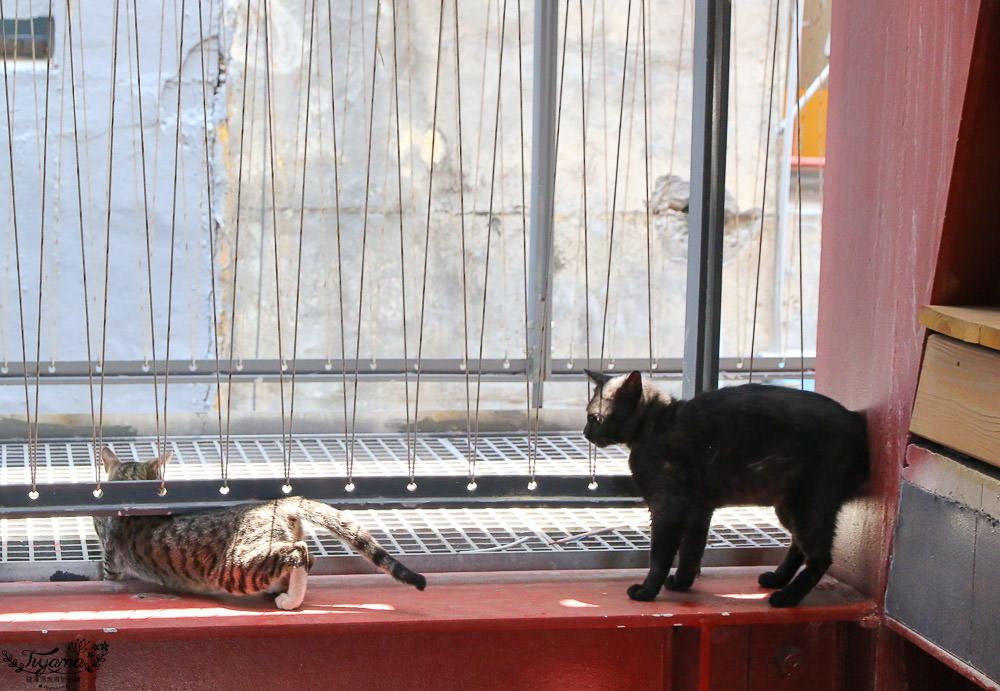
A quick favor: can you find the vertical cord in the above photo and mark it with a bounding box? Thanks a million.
[27,0,55,497]
[604,24,641,365]
[324,0,352,490]
[133,0,162,456]
[463,0,493,475]
[347,0,382,486]
[731,0,743,363]
[386,0,410,482]
[250,2,267,406]
[452,0,474,489]
[666,0,687,177]
[160,0,188,494]
[221,0,255,494]
[513,0,534,489]
[284,0,319,492]
[96,0,123,483]
[48,10,67,373]
[741,0,776,371]
[641,0,653,375]
[390,0,415,491]
[195,0,228,489]
[64,0,100,493]
[748,0,782,382]
[597,0,631,369]
[261,0,290,491]
[470,0,508,475]
[130,0,162,476]
[136,0,170,375]
[409,0,448,492]
[793,0,806,389]
[578,0,596,488]
[1,8,37,498]
[526,0,571,492]
[527,0,570,492]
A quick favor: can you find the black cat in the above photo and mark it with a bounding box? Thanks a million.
[583,370,868,607]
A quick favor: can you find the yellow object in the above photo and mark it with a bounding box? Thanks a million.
[792,87,828,160]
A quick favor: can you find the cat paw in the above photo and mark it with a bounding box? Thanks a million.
[758,571,786,589]
[767,588,801,608]
[665,573,694,592]
[627,584,659,601]
[275,592,304,610]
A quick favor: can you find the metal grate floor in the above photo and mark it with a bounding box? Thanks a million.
[0,506,789,563]
[0,505,790,581]
[0,432,630,484]
[0,433,790,580]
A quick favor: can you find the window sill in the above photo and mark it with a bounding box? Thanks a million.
[0,566,875,643]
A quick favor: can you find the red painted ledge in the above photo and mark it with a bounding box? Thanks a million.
[0,567,876,643]
[886,617,1000,691]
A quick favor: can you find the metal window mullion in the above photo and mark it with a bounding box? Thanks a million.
[527,0,559,408]
[682,0,732,398]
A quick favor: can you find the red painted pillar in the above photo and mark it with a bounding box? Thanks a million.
[818,0,979,603]
[816,0,987,688]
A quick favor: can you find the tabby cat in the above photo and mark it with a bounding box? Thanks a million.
[95,448,426,609]
[583,370,868,608]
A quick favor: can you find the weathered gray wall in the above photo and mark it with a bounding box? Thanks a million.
[0,0,819,421]
[0,0,223,415]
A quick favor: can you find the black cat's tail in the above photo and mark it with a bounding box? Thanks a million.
[845,410,870,495]
[296,499,427,591]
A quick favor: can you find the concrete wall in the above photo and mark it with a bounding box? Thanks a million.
[0,0,820,422]
[0,0,223,415]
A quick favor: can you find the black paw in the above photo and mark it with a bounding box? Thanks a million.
[758,571,786,589]
[768,588,802,608]
[627,583,659,601]
[665,573,694,592]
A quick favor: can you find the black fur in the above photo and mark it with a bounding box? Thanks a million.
[583,372,868,608]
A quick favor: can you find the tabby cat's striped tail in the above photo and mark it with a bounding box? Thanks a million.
[297,499,426,591]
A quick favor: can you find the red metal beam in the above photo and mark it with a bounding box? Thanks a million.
[0,568,873,644]
[0,569,875,690]
[886,618,1000,691]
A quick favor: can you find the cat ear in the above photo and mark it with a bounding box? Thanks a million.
[100,447,120,474]
[148,451,174,477]
[619,370,643,398]
[584,368,611,386]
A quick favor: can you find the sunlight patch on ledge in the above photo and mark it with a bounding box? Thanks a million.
[0,603,397,623]
[559,598,599,608]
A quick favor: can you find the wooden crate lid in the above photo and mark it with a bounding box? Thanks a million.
[919,305,1000,352]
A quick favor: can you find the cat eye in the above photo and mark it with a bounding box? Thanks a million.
[588,413,606,425]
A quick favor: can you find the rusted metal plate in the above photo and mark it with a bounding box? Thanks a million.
[886,482,976,658]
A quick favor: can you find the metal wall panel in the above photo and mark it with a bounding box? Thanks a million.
[886,480,998,684]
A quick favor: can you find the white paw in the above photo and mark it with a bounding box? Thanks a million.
[275,591,303,610]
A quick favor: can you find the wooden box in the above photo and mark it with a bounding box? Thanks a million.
[910,306,1000,468]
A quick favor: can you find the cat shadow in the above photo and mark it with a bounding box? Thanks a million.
[300,602,408,615]
[120,580,420,615]
[131,589,415,616]
[124,586,283,613]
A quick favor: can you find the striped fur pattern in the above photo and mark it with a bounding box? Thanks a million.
[95,448,426,610]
